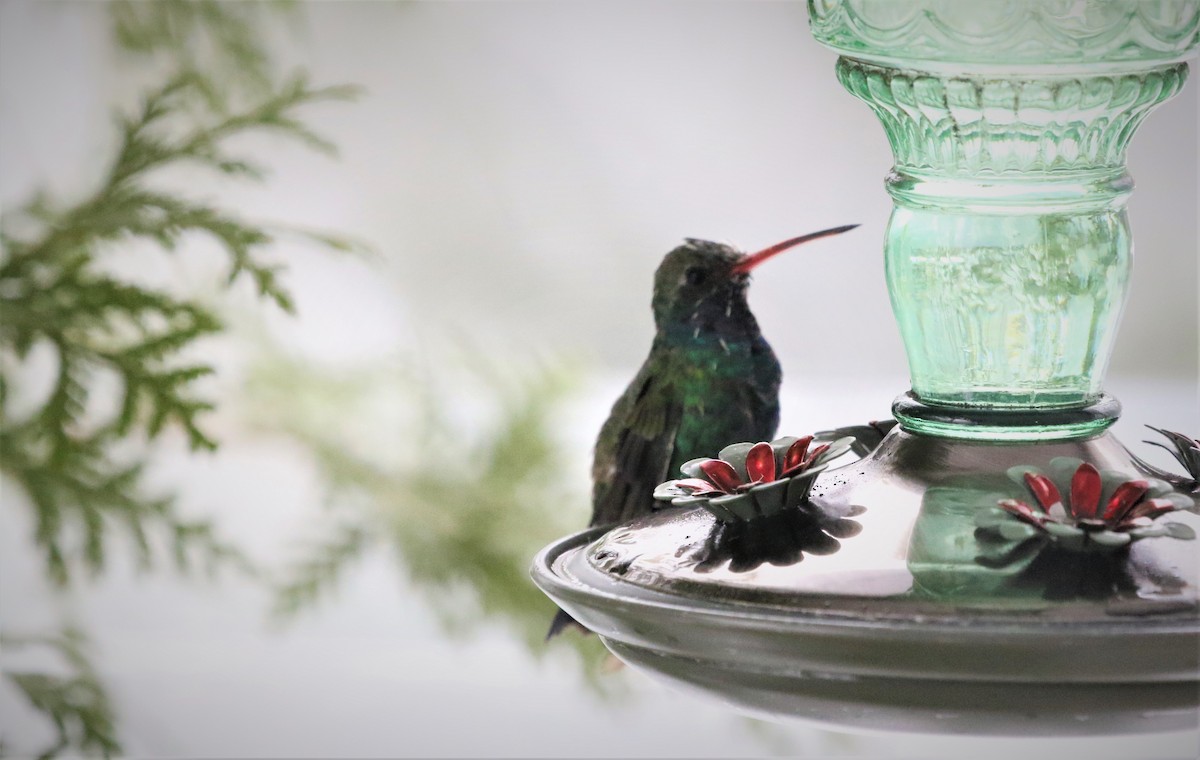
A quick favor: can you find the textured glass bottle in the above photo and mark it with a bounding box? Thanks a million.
[811,0,1198,440]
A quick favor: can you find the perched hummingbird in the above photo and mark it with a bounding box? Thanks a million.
[547,224,858,638]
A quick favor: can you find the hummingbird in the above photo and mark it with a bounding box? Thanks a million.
[547,224,858,638]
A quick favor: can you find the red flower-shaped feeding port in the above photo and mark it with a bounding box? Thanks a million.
[977,457,1195,555]
[654,435,853,522]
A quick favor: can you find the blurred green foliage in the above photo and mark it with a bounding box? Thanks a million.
[245,344,615,681]
[112,0,295,93]
[0,629,119,760]
[0,2,358,757]
[0,2,357,589]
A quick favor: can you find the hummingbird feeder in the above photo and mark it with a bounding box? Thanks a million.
[533,0,1200,735]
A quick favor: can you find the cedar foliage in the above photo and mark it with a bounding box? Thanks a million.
[0,3,358,757]
[1,629,120,760]
[1,1,357,587]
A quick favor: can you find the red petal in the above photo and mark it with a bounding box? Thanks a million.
[744,442,776,483]
[999,499,1046,527]
[699,459,742,492]
[1121,497,1178,523]
[804,443,831,466]
[1022,472,1062,513]
[1069,463,1103,519]
[1101,480,1150,523]
[783,436,813,472]
[673,478,724,496]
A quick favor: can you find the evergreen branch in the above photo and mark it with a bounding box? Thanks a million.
[2,2,358,757]
[6,71,359,275]
[264,224,376,260]
[1,260,224,454]
[0,34,359,589]
[170,518,258,579]
[1,627,122,759]
[0,426,252,586]
[111,0,299,96]
[252,350,588,644]
[105,71,359,186]
[250,347,618,689]
[271,521,374,618]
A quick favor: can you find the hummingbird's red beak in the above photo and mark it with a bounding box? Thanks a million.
[731,224,860,275]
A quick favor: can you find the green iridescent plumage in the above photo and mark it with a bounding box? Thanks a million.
[589,239,782,527]
[548,226,856,638]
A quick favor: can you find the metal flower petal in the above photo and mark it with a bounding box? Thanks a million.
[744,442,777,484]
[716,443,754,481]
[699,459,742,492]
[1068,462,1103,520]
[673,478,728,496]
[1101,480,1150,522]
[782,435,813,473]
[998,498,1046,528]
[1119,497,1179,524]
[1022,472,1062,514]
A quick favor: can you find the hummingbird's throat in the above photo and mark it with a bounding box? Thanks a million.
[676,289,757,342]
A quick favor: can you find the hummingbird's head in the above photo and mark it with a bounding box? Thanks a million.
[650,225,859,334]
[651,240,748,331]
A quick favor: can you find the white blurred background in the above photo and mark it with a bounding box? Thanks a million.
[1,2,1197,758]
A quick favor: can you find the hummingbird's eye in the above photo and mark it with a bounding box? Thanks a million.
[684,267,707,286]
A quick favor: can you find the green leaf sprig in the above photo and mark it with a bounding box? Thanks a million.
[0,39,358,589]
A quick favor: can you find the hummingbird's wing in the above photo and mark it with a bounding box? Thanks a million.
[589,365,682,528]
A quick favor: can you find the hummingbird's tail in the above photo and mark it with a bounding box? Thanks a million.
[545,608,590,640]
